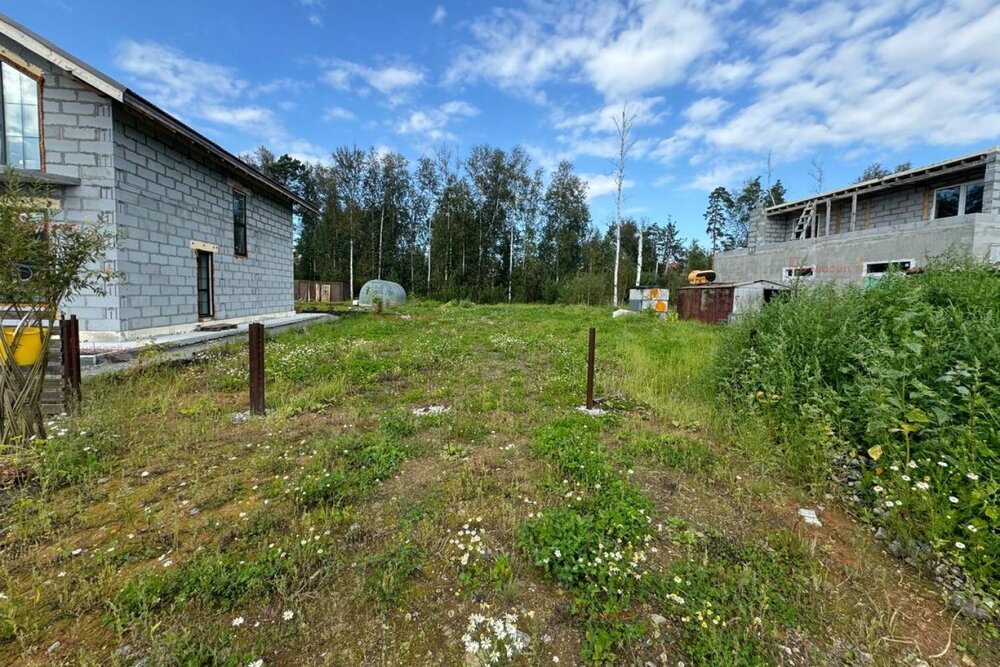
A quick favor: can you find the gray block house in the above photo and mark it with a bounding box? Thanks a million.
[0,13,313,341]
[714,148,1000,286]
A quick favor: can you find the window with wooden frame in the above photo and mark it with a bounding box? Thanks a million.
[233,190,247,257]
[0,59,43,170]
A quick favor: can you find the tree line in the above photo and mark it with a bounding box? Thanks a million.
[243,145,712,304]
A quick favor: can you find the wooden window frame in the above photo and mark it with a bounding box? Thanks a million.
[0,56,45,171]
[233,190,248,258]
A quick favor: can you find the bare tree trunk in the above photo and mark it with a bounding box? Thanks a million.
[377,200,385,280]
[507,226,514,302]
[612,103,636,307]
[635,221,643,287]
[349,238,354,301]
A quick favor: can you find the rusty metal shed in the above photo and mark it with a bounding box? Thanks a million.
[677,280,785,323]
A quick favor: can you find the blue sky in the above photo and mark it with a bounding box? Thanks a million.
[9,0,1000,243]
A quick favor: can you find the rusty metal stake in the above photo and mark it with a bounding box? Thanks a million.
[586,327,596,409]
[249,323,265,415]
[70,315,81,401]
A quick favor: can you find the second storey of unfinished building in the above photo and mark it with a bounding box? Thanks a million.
[714,148,1000,286]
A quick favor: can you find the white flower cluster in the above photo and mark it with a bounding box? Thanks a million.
[489,334,526,352]
[461,611,528,664]
[449,520,487,568]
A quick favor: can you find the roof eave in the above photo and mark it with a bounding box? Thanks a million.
[766,146,999,215]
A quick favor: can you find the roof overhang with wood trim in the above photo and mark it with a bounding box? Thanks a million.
[767,148,997,216]
[0,12,318,214]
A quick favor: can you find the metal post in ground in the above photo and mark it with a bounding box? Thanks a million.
[249,323,265,415]
[586,327,596,409]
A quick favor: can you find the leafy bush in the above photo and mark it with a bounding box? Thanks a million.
[557,273,610,306]
[714,261,1000,597]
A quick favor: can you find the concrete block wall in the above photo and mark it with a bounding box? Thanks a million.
[715,215,998,285]
[983,152,1000,216]
[113,108,294,336]
[754,163,991,249]
[0,35,121,336]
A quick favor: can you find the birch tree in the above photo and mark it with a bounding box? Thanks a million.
[611,103,637,306]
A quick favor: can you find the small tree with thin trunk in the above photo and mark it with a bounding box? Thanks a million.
[1,176,116,446]
[611,103,636,307]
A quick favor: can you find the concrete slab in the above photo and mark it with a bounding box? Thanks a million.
[79,313,332,375]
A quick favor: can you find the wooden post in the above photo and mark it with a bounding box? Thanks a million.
[824,199,832,237]
[850,193,858,232]
[586,327,596,409]
[69,315,81,401]
[249,323,265,415]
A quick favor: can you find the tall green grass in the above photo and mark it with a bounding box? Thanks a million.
[714,261,1000,598]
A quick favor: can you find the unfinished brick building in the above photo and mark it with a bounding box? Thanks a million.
[714,148,1000,286]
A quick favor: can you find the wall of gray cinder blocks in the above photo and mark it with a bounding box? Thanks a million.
[750,163,993,249]
[3,32,295,340]
[716,215,1000,285]
[113,108,294,336]
[0,35,122,336]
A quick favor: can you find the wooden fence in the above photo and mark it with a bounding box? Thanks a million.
[294,280,348,303]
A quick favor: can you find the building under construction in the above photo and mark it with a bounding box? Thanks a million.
[714,148,1000,285]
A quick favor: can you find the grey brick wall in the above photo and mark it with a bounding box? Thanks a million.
[113,108,294,334]
[1,36,121,336]
[754,164,990,248]
[716,215,999,285]
[3,34,294,340]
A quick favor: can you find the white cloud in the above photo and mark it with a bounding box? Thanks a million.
[298,0,324,27]
[691,59,755,91]
[446,0,722,101]
[581,173,632,199]
[116,40,325,163]
[432,5,447,25]
[116,40,246,110]
[321,59,424,104]
[683,97,728,124]
[396,100,479,142]
[645,0,1000,189]
[324,106,357,122]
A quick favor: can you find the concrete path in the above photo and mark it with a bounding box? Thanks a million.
[80,313,333,378]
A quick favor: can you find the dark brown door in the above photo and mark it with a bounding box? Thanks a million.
[196,250,214,318]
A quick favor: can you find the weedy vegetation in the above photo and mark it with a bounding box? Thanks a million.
[1,295,997,665]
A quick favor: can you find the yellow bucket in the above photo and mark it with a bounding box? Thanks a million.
[0,326,45,366]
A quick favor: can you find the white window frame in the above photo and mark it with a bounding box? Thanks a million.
[862,259,914,276]
[932,180,984,219]
[782,265,816,282]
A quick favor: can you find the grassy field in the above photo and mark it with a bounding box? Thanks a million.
[1,304,997,666]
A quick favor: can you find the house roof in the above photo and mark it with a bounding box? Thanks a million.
[0,12,317,213]
[766,147,998,216]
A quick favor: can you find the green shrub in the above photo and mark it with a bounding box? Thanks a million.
[714,261,1000,596]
